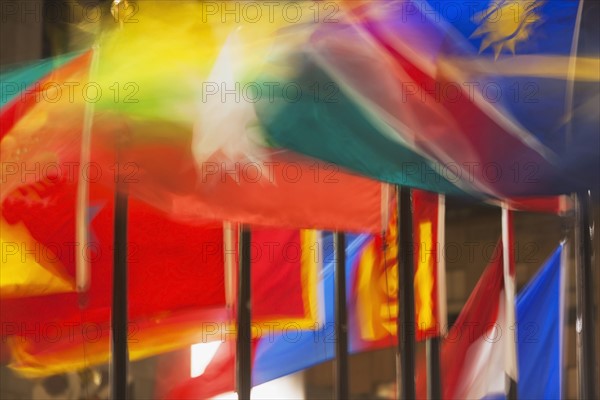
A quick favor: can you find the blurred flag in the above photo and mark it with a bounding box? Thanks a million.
[517,243,567,399]
[351,188,446,348]
[250,229,322,331]
[1,178,227,377]
[258,0,598,197]
[1,11,392,235]
[439,0,590,147]
[164,233,373,399]
[1,169,324,377]
[1,51,93,201]
[412,190,447,340]
[416,240,508,399]
[165,190,446,398]
[0,51,92,137]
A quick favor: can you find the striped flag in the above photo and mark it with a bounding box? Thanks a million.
[416,239,508,399]
[352,188,446,346]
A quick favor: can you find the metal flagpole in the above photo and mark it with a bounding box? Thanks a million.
[111,171,129,400]
[575,190,597,399]
[109,3,134,398]
[397,186,416,399]
[237,225,252,400]
[334,232,349,399]
[501,207,518,400]
[426,337,442,399]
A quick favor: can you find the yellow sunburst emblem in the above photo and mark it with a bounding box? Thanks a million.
[471,0,545,58]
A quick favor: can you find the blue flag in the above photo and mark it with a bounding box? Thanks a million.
[444,0,584,149]
[517,243,566,399]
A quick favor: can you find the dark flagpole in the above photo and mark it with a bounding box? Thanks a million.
[334,232,349,399]
[426,337,442,399]
[110,5,131,397]
[111,159,129,400]
[397,185,416,399]
[237,225,252,400]
[575,190,597,399]
[507,377,518,400]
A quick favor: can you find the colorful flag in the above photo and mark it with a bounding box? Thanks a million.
[358,0,598,194]
[165,189,447,398]
[438,0,588,148]
[1,3,393,235]
[155,227,323,399]
[250,228,321,331]
[256,0,598,197]
[1,172,324,376]
[1,177,227,377]
[351,188,446,347]
[1,51,93,201]
[416,240,508,399]
[1,63,391,235]
[0,51,92,137]
[163,232,373,399]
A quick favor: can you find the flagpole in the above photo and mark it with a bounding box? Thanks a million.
[111,171,129,400]
[334,232,349,400]
[108,3,131,398]
[237,225,252,400]
[426,337,441,399]
[429,193,446,400]
[575,190,597,399]
[501,207,518,400]
[397,185,416,399]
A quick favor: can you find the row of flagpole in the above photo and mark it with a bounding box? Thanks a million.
[102,185,597,399]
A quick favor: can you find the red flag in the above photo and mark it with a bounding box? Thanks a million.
[1,176,227,376]
[155,228,322,399]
